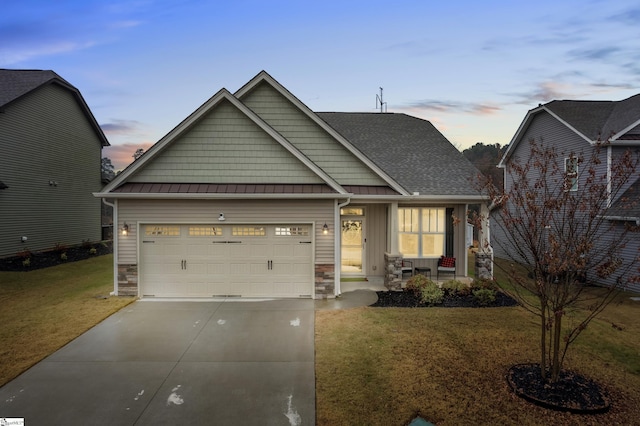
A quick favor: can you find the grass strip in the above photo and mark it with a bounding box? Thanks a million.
[0,254,134,386]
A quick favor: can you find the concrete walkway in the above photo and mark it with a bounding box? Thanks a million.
[0,288,379,426]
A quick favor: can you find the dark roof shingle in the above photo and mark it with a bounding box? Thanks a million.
[318,112,481,196]
[545,93,640,141]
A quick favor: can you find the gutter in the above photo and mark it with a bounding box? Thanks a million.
[600,215,640,226]
[334,197,351,297]
[102,198,118,296]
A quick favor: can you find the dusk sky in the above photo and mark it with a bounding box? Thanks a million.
[2,0,639,170]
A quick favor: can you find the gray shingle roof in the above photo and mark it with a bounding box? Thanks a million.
[0,69,109,147]
[317,112,481,196]
[545,93,640,141]
[0,69,72,108]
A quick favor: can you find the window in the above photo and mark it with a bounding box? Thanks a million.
[275,226,310,236]
[340,207,364,216]
[398,208,445,257]
[145,226,180,236]
[232,226,266,236]
[189,226,222,236]
[565,157,578,192]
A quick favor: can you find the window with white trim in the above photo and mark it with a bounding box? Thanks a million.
[189,226,222,236]
[275,226,309,236]
[232,226,266,236]
[145,226,180,236]
[398,208,445,257]
[565,157,578,192]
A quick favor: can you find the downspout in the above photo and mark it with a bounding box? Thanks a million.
[102,198,118,296]
[335,197,351,296]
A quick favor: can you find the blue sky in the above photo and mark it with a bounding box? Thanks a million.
[2,0,639,170]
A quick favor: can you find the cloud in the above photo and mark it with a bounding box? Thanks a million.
[101,119,144,136]
[609,7,640,25]
[0,3,144,66]
[397,100,501,115]
[567,46,621,61]
[102,142,154,171]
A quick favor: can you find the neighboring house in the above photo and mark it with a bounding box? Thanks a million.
[96,71,485,299]
[494,93,640,293]
[0,69,109,257]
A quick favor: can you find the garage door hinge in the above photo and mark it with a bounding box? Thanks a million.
[142,240,155,243]
[299,241,312,244]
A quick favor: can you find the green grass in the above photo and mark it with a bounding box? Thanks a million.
[0,254,135,386]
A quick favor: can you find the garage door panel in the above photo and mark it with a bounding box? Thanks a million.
[141,224,312,298]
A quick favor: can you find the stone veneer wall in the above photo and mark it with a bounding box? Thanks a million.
[384,252,403,291]
[117,264,138,296]
[474,252,493,280]
[315,264,335,299]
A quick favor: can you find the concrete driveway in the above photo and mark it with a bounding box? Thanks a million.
[0,299,316,425]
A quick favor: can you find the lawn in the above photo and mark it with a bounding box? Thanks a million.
[316,258,640,425]
[0,254,134,386]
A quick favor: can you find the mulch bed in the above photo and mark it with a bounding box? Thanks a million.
[507,363,611,414]
[370,289,519,308]
[0,241,112,271]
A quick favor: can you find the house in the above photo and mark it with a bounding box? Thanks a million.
[495,93,640,293]
[96,71,485,299]
[0,69,109,257]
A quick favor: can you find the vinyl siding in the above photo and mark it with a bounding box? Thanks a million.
[363,204,387,276]
[116,199,335,265]
[0,84,103,257]
[593,221,640,293]
[493,111,640,291]
[129,99,323,184]
[240,82,388,186]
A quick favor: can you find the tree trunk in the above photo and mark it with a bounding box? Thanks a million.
[540,306,547,380]
[551,310,563,382]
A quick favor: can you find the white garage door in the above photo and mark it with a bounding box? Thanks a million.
[140,224,313,298]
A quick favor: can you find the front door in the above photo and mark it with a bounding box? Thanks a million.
[341,218,364,274]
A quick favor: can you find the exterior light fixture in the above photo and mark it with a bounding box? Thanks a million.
[122,223,129,236]
[323,223,329,235]
[219,213,225,221]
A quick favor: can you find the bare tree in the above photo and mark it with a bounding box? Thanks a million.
[477,138,639,383]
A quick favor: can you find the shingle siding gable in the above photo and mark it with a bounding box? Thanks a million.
[239,82,388,186]
[128,98,324,184]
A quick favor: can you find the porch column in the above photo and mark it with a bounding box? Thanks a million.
[475,203,494,280]
[389,202,399,254]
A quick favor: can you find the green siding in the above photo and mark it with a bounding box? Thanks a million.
[240,82,388,186]
[129,99,324,184]
[0,84,103,257]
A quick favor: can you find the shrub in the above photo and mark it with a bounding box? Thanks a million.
[405,274,432,295]
[471,277,498,291]
[441,279,471,296]
[473,288,496,306]
[17,249,32,259]
[420,282,444,305]
[89,247,97,255]
[22,258,31,267]
[60,252,68,261]
[54,242,68,254]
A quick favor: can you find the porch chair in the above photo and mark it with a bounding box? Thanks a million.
[437,256,456,280]
[401,259,413,279]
